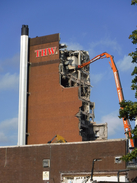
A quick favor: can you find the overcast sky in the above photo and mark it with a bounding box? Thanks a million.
[0,0,137,146]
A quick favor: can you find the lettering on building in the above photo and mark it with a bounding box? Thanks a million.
[35,47,57,57]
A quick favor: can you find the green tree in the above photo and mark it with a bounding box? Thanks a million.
[131,0,137,5]
[119,0,137,162]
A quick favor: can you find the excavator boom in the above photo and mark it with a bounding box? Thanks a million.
[77,52,134,148]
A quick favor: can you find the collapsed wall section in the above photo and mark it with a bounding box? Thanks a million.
[59,49,97,141]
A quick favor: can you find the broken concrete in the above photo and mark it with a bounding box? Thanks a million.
[59,47,107,141]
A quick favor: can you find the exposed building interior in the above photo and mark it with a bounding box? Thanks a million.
[59,46,107,141]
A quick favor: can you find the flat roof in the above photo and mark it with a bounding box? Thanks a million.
[0,138,126,149]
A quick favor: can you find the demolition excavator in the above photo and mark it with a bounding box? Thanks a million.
[47,134,67,143]
[76,52,134,149]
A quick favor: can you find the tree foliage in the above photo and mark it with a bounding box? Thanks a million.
[131,0,137,5]
[121,126,137,162]
[119,100,137,121]
[119,0,137,162]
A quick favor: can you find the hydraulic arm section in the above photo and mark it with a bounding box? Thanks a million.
[76,52,134,149]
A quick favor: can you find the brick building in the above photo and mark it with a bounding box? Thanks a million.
[26,33,82,144]
[1,139,137,183]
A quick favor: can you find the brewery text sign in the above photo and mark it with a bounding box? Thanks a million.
[35,47,57,57]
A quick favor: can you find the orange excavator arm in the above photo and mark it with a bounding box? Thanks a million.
[76,52,134,148]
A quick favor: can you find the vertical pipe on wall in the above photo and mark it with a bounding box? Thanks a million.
[18,25,29,146]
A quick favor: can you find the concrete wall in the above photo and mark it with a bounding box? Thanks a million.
[0,139,128,183]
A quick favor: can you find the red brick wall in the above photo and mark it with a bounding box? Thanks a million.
[27,34,82,144]
[0,140,127,183]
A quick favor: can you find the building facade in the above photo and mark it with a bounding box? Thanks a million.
[21,31,99,145]
[1,139,136,183]
[26,33,83,144]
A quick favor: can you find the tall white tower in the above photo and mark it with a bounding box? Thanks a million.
[18,25,29,145]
